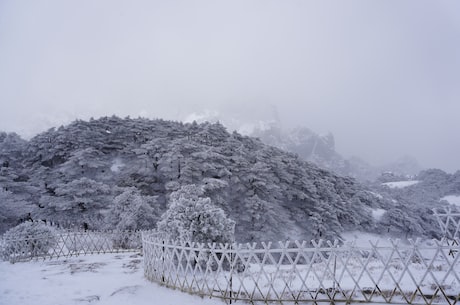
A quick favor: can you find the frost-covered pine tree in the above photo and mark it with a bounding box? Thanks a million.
[105,187,159,231]
[39,177,112,229]
[0,189,34,234]
[157,184,235,244]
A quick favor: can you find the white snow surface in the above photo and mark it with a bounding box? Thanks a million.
[0,252,223,305]
[1,232,457,304]
[367,191,383,199]
[110,158,125,172]
[371,208,386,221]
[341,231,394,247]
[440,195,460,206]
[382,180,419,188]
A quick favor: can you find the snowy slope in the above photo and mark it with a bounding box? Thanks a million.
[441,195,460,206]
[0,252,223,305]
[382,180,420,188]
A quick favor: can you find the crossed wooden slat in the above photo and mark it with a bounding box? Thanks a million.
[142,234,460,305]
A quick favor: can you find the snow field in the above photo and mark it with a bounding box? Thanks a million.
[381,181,420,188]
[441,195,460,207]
[0,252,224,305]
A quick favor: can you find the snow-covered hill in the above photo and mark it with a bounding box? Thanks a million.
[0,117,447,240]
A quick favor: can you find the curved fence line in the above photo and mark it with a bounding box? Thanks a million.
[1,230,144,263]
[142,234,460,305]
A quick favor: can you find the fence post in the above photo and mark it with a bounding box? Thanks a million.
[162,239,165,283]
[333,245,337,293]
[229,243,233,304]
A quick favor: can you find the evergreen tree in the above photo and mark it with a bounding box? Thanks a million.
[0,189,33,234]
[157,184,235,244]
[106,187,159,231]
[38,178,112,228]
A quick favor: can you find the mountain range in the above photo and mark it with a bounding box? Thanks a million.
[250,122,423,182]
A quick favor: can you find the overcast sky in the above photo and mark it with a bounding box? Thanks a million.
[1,0,459,172]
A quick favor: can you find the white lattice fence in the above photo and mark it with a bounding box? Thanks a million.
[143,234,460,305]
[433,207,460,240]
[1,230,143,263]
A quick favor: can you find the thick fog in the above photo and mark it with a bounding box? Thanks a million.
[1,0,459,172]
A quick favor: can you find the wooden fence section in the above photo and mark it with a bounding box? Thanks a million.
[142,234,460,305]
[1,230,142,263]
[433,207,460,239]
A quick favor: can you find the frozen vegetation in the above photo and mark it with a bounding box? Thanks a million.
[1,117,459,305]
[0,117,458,241]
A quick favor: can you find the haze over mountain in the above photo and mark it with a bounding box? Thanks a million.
[183,112,424,182]
[1,1,459,173]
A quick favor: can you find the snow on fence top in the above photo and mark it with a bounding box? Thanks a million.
[142,233,460,305]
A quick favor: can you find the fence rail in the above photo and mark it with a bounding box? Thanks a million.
[142,234,460,305]
[1,230,143,263]
[433,207,460,240]
[3,229,460,304]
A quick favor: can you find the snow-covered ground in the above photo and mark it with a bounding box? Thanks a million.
[367,191,383,199]
[441,195,460,206]
[341,231,396,246]
[382,180,419,188]
[110,158,125,172]
[371,208,386,221]
[0,252,224,305]
[1,232,457,305]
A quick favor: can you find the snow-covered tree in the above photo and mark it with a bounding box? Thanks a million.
[157,184,235,244]
[38,177,112,229]
[1,222,58,262]
[58,148,108,180]
[377,208,424,238]
[0,189,34,234]
[105,187,159,231]
[0,132,27,168]
[237,195,279,241]
[309,199,342,240]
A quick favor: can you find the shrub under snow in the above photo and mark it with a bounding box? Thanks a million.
[1,222,58,262]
